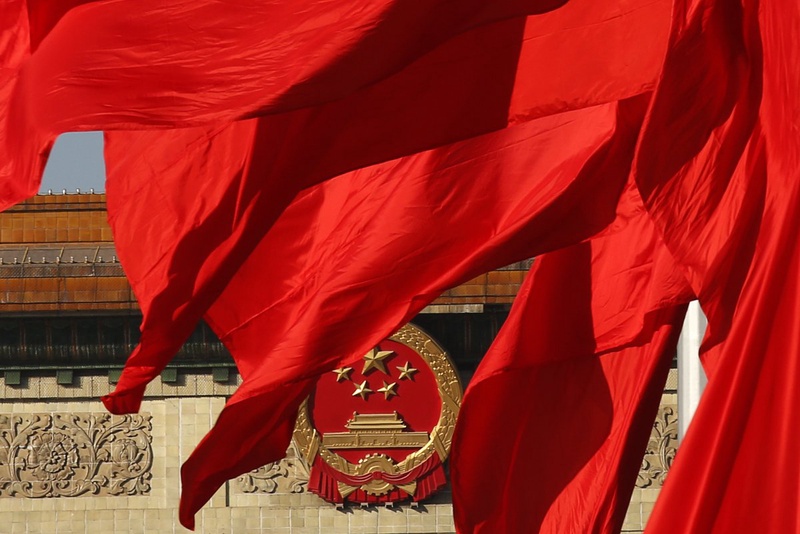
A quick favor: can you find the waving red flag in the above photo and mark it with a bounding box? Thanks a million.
[18,0,568,130]
[633,0,800,531]
[0,1,103,208]
[2,0,671,211]
[2,0,567,210]
[6,2,675,435]
[171,97,655,528]
[634,0,763,361]
[0,1,49,208]
[100,0,673,415]
[451,182,692,534]
[83,3,674,526]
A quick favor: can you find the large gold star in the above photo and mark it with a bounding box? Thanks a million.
[377,381,398,399]
[332,367,353,382]
[361,348,394,375]
[396,361,418,381]
[352,380,373,400]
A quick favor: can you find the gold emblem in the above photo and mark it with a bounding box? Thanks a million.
[293,323,463,500]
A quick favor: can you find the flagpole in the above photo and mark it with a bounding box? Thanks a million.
[677,300,707,442]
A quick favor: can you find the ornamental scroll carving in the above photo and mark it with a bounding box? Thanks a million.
[0,413,153,498]
[236,440,310,494]
[636,405,678,488]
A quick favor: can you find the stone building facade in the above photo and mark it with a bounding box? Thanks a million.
[0,193,676,533]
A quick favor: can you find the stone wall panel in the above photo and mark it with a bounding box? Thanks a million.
[0,412,152,498]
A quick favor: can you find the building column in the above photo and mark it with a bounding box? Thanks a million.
[677,300,708,442]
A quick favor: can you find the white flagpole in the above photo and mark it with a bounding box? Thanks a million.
[677,300,708,442]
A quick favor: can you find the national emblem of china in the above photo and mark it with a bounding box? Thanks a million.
[293,323,463,505]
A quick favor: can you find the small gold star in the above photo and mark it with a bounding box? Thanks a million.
[362,348,394,375]
[352,380,373,400]
[377,381,398,399]
[332,367,353,382]
[396,362,418,381]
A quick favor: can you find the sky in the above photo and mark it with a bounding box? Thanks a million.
[40,131,106,193]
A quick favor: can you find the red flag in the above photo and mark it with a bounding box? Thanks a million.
[2,0,565,209]
[174,98,654,528]
[0,1,106,208]
[0,1,50,208]
[99,0,673,414]
[2,1,712,530]
[451,184,692,533]
[634,0,763,364]
[17,0,569,130]
[87,5,673,524]
[2,0,671,212]
[632,0,800,531]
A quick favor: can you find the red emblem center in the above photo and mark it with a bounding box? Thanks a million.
[310,340,442,466]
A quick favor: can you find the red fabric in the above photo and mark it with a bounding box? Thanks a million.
[13,1,799,531]
[175,98,651,528]
[101,121,269,412]
[0,1,48,209]
[99,0,672,415]
[2,0,671,212]
[59,0,669,412]
[0,0,550,210]
[24,1,96,51]
[635,0,800,531]
[44,4,675,526]
[178,379,315,527]
[16,0,566,130]
[1,1,101,209]
[451,186,693,533]
[633,0,763,368]
[308,455,444,503]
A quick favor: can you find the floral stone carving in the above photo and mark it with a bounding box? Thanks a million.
[636,405,678,488]
[239,403,678,494]
[0,413,153,498]
[236,440,310,494]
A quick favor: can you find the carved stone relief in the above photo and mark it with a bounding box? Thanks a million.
[0,413,152,498]
[636,405,678,488]
[236,440,310,494]
[238,403,678,495]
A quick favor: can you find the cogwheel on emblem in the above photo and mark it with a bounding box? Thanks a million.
[355,453,397,496]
